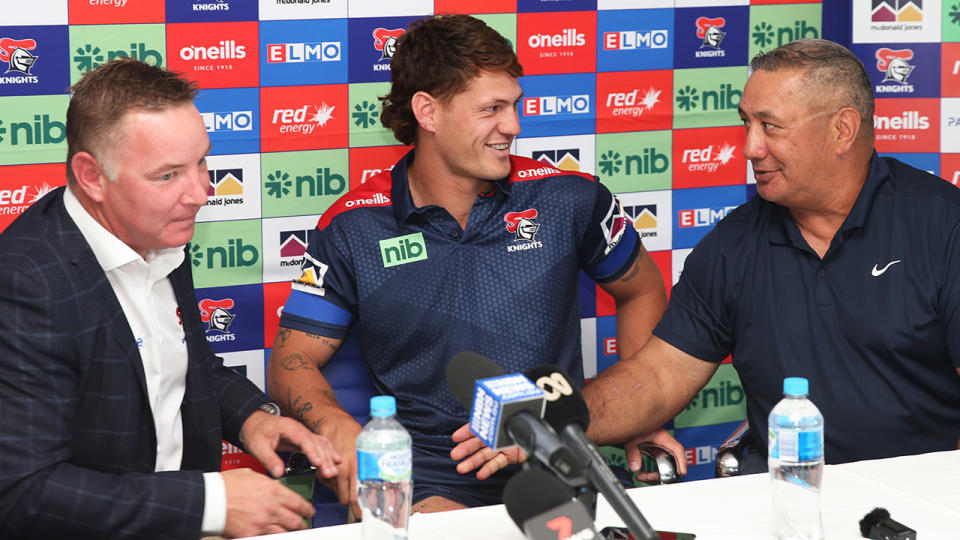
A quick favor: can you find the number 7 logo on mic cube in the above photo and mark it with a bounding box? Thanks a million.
[470,374,545,450]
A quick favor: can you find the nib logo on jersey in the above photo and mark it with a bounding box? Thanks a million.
[597,70,671,133]
[189,220,262,288]
[194,285,264,353]
[873,97,938,153]
[675,7,747,69]
[504,208,543,253]
[348,16,416,83]
[518,11,596,75]
[673,66,746,129]
[598,8,673,72]
[261,85,348,152]
[673,126,745,189]
[519,73,595,138]
[673,185,746,249]
[852,43,939,98]
[166,22,258,89]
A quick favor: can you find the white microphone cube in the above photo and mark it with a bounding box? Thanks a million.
[469,373,545,450]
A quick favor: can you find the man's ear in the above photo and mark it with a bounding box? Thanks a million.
[70,151,108,203]
[410,90,439,134]
[833,106,862,155]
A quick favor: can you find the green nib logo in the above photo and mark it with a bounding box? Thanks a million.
[752,22,774,48]
[598,151,622,176]
[352,101,380,129]
[676,86,699,112]
[188,243,203,267]
[951,3,960,24]
[265,170,292,199]
[74,44,104,73]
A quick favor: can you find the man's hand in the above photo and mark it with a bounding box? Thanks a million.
[239,410,340,479]
[314,415,363,520]
[450,423,526,480]
[221,468,315,538]
[624,428,687,483]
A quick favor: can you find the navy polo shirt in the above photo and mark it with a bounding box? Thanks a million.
[655,154,960,464]
[280,151,639,499]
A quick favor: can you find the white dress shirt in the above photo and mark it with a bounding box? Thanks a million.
[63,187,226,535]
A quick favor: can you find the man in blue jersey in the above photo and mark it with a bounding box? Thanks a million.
[267,14,672,516]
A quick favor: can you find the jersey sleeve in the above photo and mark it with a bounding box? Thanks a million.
[279,219,356,339]
[652,227,736,364]
[579,180,641,282]
[941,220,960,369]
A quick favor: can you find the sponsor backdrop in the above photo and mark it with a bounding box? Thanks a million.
[2,0,949,489]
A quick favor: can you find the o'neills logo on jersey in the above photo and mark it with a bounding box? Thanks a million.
[343,191,390,208]
[0,37,38,84]
[874,110,929,130]
[696,17,726,57]
[875,48,915,93]
[504,208,543,252]
[199,298,237,342]
[528,29,586,49]
[516,165,562,179]
[180,40,246,61]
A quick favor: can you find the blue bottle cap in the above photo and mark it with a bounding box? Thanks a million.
[783,377,808,396]
[370,395,396,417]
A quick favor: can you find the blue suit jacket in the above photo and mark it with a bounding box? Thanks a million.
[0,187,268,539]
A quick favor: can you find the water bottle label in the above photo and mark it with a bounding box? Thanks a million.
[357,449,412,482]
[769,428,823,462]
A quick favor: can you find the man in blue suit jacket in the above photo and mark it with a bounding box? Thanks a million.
[0,59,340,539]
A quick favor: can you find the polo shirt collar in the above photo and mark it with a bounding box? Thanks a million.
[767,151,889,246]
[389,149,512,226]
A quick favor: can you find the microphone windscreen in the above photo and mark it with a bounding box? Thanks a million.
[445,351,506,409]
[524,365,591,432]
[503,468,575,527]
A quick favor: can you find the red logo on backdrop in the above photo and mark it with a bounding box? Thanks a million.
[875,48,915,84]
[165,22,259,89]
[596,70,672,133]
[434,0,515,13]
[873,98,939,153]
[68,0,164,24]
[940,154,960,188]
[263,281,291,349]
[0,163,65,233]
[695,17,726,49]
[941,43,960,97]
[348,145,410,191]
[372,28,404,61]
[222,440,267,474]
[672,126,746,189]
[260,84,348,152]
[518,11,596,76]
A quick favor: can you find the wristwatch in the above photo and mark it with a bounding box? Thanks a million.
[258,402,282,416]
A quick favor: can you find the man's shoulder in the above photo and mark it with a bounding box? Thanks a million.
[0,188,69,261]
[508,155,596,185]
[882,157,960,207]
[316,172,394,230]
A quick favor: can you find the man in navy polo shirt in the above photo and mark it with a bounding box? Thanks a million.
[576,39,960,471]
[266,14,671,516]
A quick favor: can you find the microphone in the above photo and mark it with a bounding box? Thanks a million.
[504,468,599,540]
[446,352,587,482]
[525,365,659,540]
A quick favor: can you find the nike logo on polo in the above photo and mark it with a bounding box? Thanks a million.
[871,260,901,277]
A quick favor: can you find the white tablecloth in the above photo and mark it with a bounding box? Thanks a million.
[246,450,960,539]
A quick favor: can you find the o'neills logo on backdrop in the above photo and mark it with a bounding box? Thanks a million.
[166,22,258,88]
[871,98,937,152]
[528,28,585,49]
[518,11,596,75]
[179,40,246,61]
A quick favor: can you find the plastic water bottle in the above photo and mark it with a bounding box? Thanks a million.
[357,396,412,539]
[768,377,824,540]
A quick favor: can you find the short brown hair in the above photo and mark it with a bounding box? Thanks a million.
[66,58,199,184]
[750,39,874,140]
[379,14,523,145]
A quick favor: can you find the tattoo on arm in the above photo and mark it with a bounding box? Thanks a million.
[619,258,641,282]
[279,353,313,371]
[276,328,291,349]
[286,387,315,421]
[305,332,340,352]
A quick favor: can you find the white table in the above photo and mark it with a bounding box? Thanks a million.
[246,450,960,539]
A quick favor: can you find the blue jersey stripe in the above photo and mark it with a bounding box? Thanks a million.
[587,228,638,282]
[282,289,354,327]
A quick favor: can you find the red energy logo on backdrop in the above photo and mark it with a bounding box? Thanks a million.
[0,163,65,232]
[260,84,348,152]
[873,98,939,153]
[672,126,746,189]
[940,154,960,187]
[349,145,411,191]
[68,0,164,24]
[941,43,960,97]
[166,22,259,89]
[596,70,672,133]
[434,0,516,14]
[263,281,292,349]
[517,11,596,75]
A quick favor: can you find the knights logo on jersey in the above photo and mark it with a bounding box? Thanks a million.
[600,198,629,256]
[504,209,544,252]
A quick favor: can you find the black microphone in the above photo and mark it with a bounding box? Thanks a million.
[504,468,599,540]
[445,352,587,482]
[525,365,659,540]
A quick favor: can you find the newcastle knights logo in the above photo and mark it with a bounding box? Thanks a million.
[198,298,237,333]
[0,37,38,75]
[504,208,541,242]
[876,48,915,84]
[373,28,404,61]
[696,17,726,49]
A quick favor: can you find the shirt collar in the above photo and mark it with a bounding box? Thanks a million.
[389,149,513,226]
[63,186,185,276]
[768,151,889,246]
